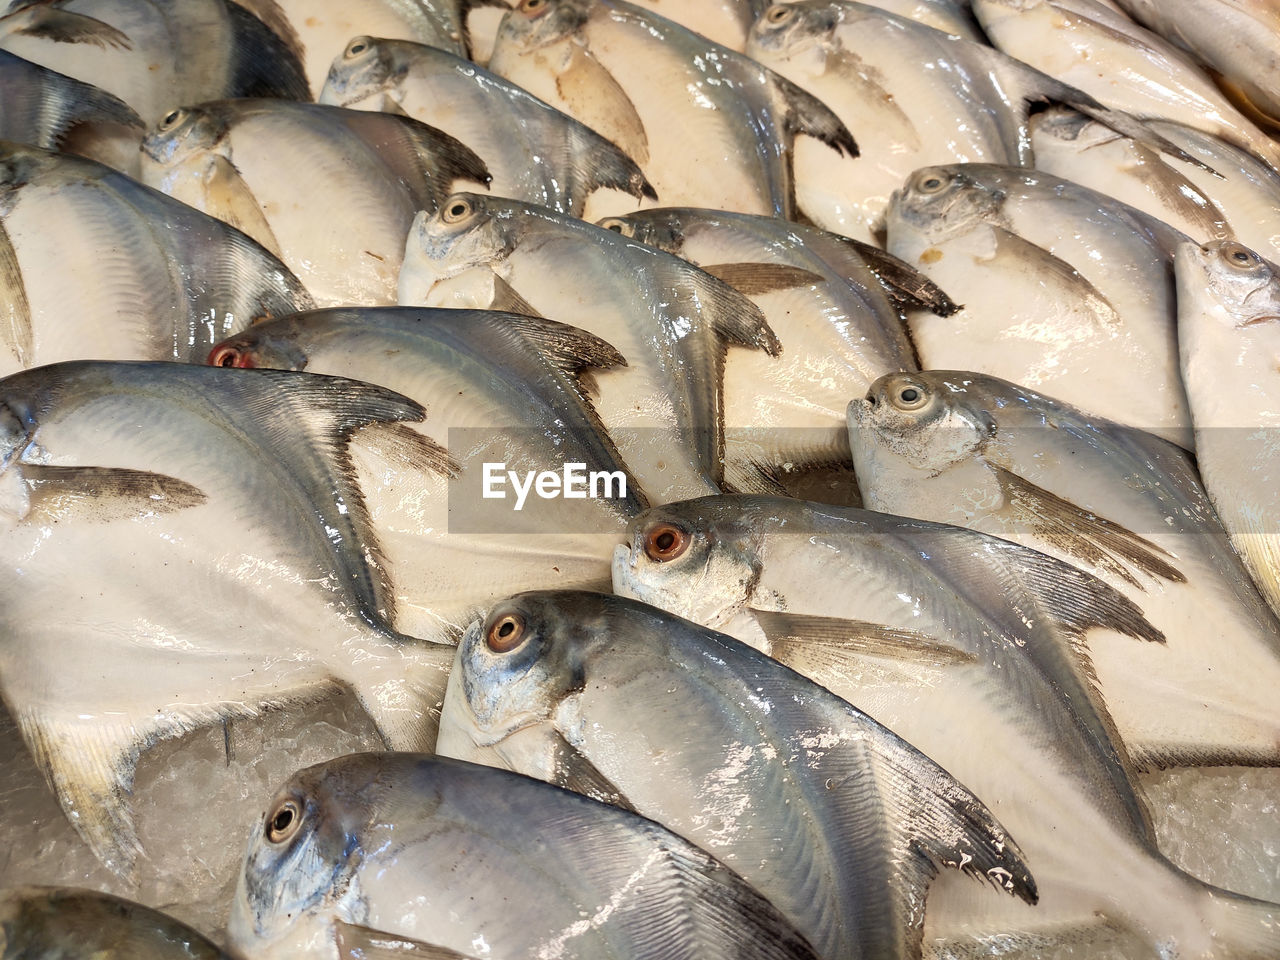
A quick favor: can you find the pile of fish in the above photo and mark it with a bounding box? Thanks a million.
[2,0,1280,957]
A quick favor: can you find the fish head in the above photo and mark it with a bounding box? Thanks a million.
[597,210,685,256]
[887,165,1006,245]
[1176,240,1280,330]
[611,497,762,630]
[206,323,309,371]
[318,36,399,107]
[748,3,841,71]
[399,193,520,303]
[495,0,591,55]
[140,105,226,168]
[0,393,36,520]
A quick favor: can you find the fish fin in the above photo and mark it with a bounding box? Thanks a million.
[488,274,543,318]
[688,266,781,358]
[19,464,207,523]
[379,93,410,117]
[699,262,825,296]
[752,609,978,667]
[987,226,1121,327]
[229,0,306,77]
[44,73,145,145]
[6,6,132,49]
[348,638,455,753]
[829,235,962,317]
[1067,101,1224,178]
[563,120,656,209]
[342,111,491,210]
[994,466,1185,591]
[202,155,281,258]
[0,218,32,365]
[772,70,858,159]
[550,731,638,813]
[350,422,461,480]
[500,312,627,373]
[555,44,649,166]
[1119,139,1233,236]
[335,921,484,960]
[224,0,310,101]
[1197,887,1280,960]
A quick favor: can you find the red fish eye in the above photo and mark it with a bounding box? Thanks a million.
[520,0,549,15]
[487,613,526,653]
[643,523,689,563]
[207,345,252,368]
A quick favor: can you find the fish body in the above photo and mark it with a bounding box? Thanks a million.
[318,37,653,217]
[140,99,489,307]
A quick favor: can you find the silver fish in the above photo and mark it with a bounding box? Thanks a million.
[438,589,1038,960]
[885,162,1192,447]
[0,361,455,874]
[613,495,1280,958]
[0,140,312,373]
[140,99,490,308]
[227,752,822,960]
[318,37,653,217]
[488,0,856,218]
[399,192,781,504]
[845,368,1280,770]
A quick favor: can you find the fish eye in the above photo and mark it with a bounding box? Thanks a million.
[598,218,634,237]
[764,5,794,24]
[889,382,930,411]
[519,0,549,14]
[1219,242,1261,270]
[207,344,252,368]
[487,612,527,653]
[266,799,302,844]
[158,108,186,131]
[442,197,473,224]
[344,37,371,58]
[916,171,948,194]
[643,522,689,563]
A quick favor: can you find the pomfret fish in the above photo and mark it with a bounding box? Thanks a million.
[845,369,1280,770]
[438,589,1038,960]
[399,192,781,504]
[140,99,489,307]
[0,886,233,959]
[318,37,653,217]
[0,361,455,874]
[613,495,1280,958]
[227,752,822,960]
[1176,240,1280,624]
[885,162,1192,446]
[0,140,311,374]
[487,0,856,218]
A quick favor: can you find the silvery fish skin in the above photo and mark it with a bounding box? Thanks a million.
[487,0,856,219]
[971,0,1280,172]
[0,0,308,126]
[400,192,781,504]
[845,369,1280,771]
[885,162,1192,447]
[1031,107,1280,263]
[140,99,490,308]
[0,361,455,875]
[228,753,821,960]
[0,140,311,374]
[612,496,1280,957]
[0,50,142,174]
[619,0,770,49]
[318,37,654,217]
[1176,240,1280,624]
[207,307,645,640]
[438,589,1039,960]
[0,886,232,959]
[600,206,939,495]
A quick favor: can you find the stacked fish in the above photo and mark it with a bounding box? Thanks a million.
[1,0,1280,958]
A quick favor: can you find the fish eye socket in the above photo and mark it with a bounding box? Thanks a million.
[764,5,794,24]
[207,345,251,368]
[345,38,370,58]
[159,108,185,131]
[487,613,527,653]
[1220,242,1260,270]
[266,800,302,844]
[917,172,948,194]
[890,383,929,411]
[643,522,689,563]
[442,197,473,224]
[599,218,633,237]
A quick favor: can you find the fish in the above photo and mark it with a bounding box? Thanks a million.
[970,0,1280,171]
[207,306,646,640]
[618,0,772,49]
[140,99,490,307]
[487,0,856,219]
[318,37,654,217]
[0,361,456,874]
[438,589,1039,960]
[599,206,947,499]
[227,752,822,960]
[612,495,1280,957]
[0,886,233,958]
[0,0,309,126]
[0,139,312,374]
[399,192,781,504]
[884,162,1193,447]
[1175,239,1280,625]
[845,368,1280,771]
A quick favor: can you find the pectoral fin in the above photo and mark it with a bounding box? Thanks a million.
[350,422,461,480]
[0,219,32,365]
[550,731,637,813]
[489,275,544,319]
[988,226,1121,328]
[5,6,132,49]
[19,464,207,524]
[555,44,649,167]
[751,609,978,667]
[700,262,825,296]
[202,156,280,258]
[336,921,484,960]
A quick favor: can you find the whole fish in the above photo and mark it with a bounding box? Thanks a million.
[0,0,308,126]
[612,495,1280,958]
[207,306,645,640]
[0,886,233,958]
[140,99,490,307]
[0,361,455,874]
[227,752,822,960]
[487,0,856,218]
[845,369,1280,770]
[318,37,653,217]
[399,192,780,504]
[971,0,1280,171]
[885,162,1192,447]
[1176,239,1280,624]
[438,589,1038,960]
[0,140,312,374]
